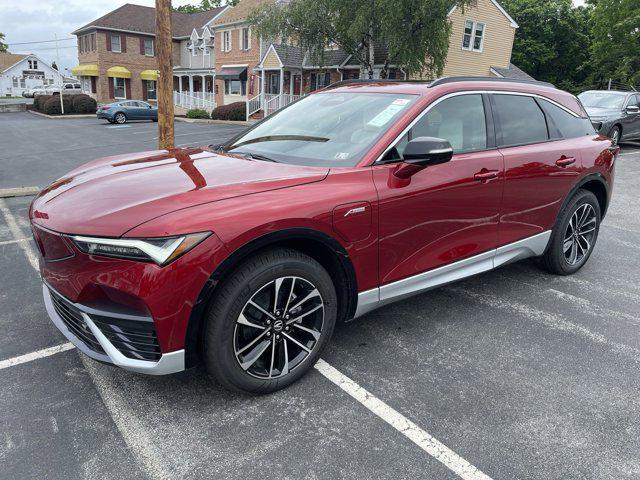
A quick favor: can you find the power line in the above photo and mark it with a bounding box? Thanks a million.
[8,38,75,46]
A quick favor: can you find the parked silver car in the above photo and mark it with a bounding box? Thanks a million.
[578,90,640,145]
[33,82,83,97]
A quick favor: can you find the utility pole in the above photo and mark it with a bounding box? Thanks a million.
[54,33,60,67]
[155,0,175,149]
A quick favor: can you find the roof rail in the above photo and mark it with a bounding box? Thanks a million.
[429,76,555,89]
[324,78,430,89]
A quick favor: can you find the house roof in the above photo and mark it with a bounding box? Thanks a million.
[491,63,534,80]
[72,3,227,37]
[448,0,518,28]
[0,52,28,73]
[212,0,271,26]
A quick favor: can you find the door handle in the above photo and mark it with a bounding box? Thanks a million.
[555,156,576,167]
[473,169,499,181]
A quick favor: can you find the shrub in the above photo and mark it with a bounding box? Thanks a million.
[71,94,97,113]
[186,108,210,119]
[34,94,54,111]
[43,97,72,115]
[210,102,245,121]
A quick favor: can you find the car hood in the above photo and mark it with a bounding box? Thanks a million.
[30,148,329,236]
[584,106,621,119]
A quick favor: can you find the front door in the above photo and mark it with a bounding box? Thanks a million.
[374,93,504,287]
[293,75,301,96]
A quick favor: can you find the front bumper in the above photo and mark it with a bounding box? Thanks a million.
[43,283,185,375]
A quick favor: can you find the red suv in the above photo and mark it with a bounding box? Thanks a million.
[30,78,617,393]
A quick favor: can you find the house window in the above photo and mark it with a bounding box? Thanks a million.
[28,59,38,69]
[20,78,26,88]
[111,34,122,52]
[310,72,330,91]
[224,80,246,96]
[12,78,18,87]
[222,31,231,52]
[144,38,154,56]
[462,20,485,52]
[241,27,250,50]
[113,77,126,98]
[145,80,157,100]
[91,33,96,51]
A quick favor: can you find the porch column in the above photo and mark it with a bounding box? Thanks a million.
[289,71,293,96]
[188,75,194,94]
[178,76,183,93]
[279,67,284,95]
[261,69,265,97]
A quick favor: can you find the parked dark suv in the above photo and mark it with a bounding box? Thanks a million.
[579,90,640,145]
[31,77,618,393]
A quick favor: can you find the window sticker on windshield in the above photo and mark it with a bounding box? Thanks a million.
[367,100,409,127]
[335,152,351,160]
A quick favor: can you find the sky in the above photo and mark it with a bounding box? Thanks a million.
[0,0,585,76]
[0,0,196,75]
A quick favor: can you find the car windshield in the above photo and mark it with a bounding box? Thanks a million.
[224,92,418,167]
[578,91,626,110]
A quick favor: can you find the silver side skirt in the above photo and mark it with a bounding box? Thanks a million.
[354,231,551,318]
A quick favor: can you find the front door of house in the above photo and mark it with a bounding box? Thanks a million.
[269,73,279,94]
[293,75,301,96]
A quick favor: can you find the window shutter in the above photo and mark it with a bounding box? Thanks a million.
[125,78,131,99]
[108,78,114,98]
[122,35,127,53]
[106,32,112,51]
[142,80,148,101]
[91,76,97,94]
[140,37,145,54]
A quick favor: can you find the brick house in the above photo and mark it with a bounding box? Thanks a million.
[72,4,226,104]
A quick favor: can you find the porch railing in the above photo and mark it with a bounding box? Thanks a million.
[264,93,301,116]
[174,91,216,110]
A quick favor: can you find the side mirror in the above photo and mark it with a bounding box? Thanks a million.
[626,105,639,114]
[402,137,453,166]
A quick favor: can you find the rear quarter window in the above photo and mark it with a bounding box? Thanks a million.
[538,99,595,138]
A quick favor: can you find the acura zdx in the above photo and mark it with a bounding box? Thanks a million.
[30,77,617,393]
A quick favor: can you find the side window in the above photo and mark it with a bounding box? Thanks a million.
[492,95,548,146]
[539,99,595,138]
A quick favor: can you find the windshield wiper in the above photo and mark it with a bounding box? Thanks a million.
[232,135,329,149]
[234,152,279,163]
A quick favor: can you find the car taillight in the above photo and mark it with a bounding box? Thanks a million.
[101,106,111,110]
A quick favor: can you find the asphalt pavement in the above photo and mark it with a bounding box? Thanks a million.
[1,112,640,479]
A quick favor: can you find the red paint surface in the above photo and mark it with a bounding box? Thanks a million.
[30,81,615,354]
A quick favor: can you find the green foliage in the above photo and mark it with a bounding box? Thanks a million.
[173,0,238,13]
[71,94,97,113]
[51,61,58,71]
[249,0,472,78]
[186,108,211,119]
[34,94,55,111]
[588,0,640,88]
[0,32,7,53]
[500,0,593,93]
[43,97,72,115]
[210,102,245,121]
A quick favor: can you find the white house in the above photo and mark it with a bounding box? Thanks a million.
[0,52,64,97]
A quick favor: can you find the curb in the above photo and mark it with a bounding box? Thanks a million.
[29,110,95,120]
[175,117,253,126]
[0,186,40,198]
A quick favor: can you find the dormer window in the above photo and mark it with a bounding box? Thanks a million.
[462,20,485,52]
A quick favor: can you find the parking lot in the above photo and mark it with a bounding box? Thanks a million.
[1,110,640,480]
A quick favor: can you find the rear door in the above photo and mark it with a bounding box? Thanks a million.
[623,94,640,139]
[491,93,584,246]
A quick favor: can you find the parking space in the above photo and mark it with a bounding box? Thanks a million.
[1,112,640,479]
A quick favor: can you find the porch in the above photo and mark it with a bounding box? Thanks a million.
[173,70,215,110]
[246,68,303,119]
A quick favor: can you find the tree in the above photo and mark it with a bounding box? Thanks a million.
[588,0,640,88]
[248,0,472,79]
[500,0,593,93]
[51,61,58,71]
[173,0,238,13]
[0,32,8,53]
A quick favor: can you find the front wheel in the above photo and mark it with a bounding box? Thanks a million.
[539,189,601,275]
[609,126,621,145]
[203,248,337,394]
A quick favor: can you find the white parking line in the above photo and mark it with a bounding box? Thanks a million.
[0,343,75,370]
[315,359,493,480]
[0,237,30,246]
[1,192,492,480]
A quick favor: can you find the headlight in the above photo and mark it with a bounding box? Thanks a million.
[71,232,211,266]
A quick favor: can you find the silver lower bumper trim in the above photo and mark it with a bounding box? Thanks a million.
[42,284,185,375]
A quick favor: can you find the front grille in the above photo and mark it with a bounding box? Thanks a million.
[93,316,161,361]
[50,290,105,354]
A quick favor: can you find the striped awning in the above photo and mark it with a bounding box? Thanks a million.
[140,70,159,81]
[71,64,99,76]
[106,66,132,79]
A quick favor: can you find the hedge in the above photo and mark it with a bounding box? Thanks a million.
[71,94,97,113]
[186,108,210,119]
[43,97,72,115]
[34,93,97,115]
[210,102,245,121]
[34,94,54,111]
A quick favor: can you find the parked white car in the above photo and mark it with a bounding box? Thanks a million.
[33,82,83,97]
[22,86,44,98]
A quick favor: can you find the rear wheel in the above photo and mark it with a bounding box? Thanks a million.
[114,112,127,124]
[203,248,337,393]
[539,189,600,275]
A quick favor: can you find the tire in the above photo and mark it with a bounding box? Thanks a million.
[539,189,601,275]
[203,248,337,394]
[609,125,621,145]
[114,112,127,124]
